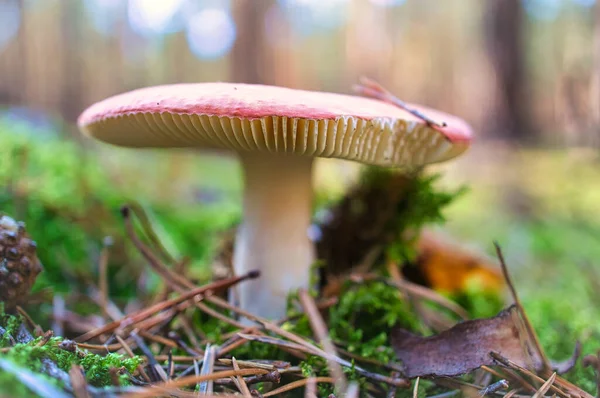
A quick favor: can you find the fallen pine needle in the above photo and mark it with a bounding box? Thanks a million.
[262,377,335,397]
[122,368,270,398]
[532,372,556,398]
[232,357,252,397]
[298,288,347,394]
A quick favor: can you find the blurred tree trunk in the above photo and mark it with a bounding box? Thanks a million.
[230,0,274,84]
[60,0,83,123]
[484,0,535,143]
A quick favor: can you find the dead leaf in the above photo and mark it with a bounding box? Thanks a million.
[410,230,505,294]
[391,305,542,378]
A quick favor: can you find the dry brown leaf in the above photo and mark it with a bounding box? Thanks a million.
[391,305,542,378]
[411,230,505,294]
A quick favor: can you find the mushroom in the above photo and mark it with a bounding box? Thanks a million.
[77,82,472,320]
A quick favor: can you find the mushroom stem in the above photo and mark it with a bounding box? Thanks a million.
[232,152,315,321]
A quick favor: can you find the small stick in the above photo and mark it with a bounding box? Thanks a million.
[126,202,176,264]
[198,344,216,394]
[413,377,420,398]
[115,334,152,383]
[532,372,556,398]
[262,377,335,397]
[137,330,177,348]
[69,364,90,398]
[490,352,570,398]
[16,306,44,336]
[232,357,252,397]
[130,331,168,382]
[52,295,65,337]
[345,382,360,398]
[353,76,448,129]
[167,351,175,380]
[121,206,193,291]
[122,369,269,398]
[298,289,347,394]
[478,379,508,396]
[75,270,259,343]
[494,243,552,374]
[481,366,536,393]
[98,236,113,321]
[305,377,317,398]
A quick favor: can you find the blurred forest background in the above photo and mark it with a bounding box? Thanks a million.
[1,0,600,330]
[1,0,599,146]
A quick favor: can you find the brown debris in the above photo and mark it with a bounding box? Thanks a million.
[391,305,541,378]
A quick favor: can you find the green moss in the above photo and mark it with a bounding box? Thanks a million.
[0,313,142,395]
[360,167,466,264]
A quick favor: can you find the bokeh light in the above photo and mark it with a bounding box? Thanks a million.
[277,0,350,36]
[368,0,406,7]
[185,7,236,60]
[83,0,125,36]
[127,0,186,36]
[523,0,563,21]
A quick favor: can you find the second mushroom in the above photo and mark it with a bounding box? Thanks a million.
[78,82,473,321]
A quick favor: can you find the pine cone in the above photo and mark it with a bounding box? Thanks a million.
[0,215,43,310]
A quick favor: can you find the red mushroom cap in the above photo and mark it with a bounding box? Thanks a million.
[78,82,473,167]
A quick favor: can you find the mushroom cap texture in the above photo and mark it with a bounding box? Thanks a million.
[78,82,473,168]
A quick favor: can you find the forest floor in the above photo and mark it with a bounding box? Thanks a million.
[0,118,599,397]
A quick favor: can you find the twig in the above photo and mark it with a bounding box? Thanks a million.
[238,333,408,387]
[481,366,536,394]
[494,242,551,374]
[126,202,176,264]
[478,379,508,396]
[16,306,43,336]
[121,369,270,398]
[215,371,281,386]
[298,289,348,394]
[99,236,113,321]
[198,344,215,394]
[353,76,448,128]
[167,351,175,380]
[75,271,259,343]
[69,364,91,398]
[232,357,252,397]
[52,295,66,337]
[413,377,420,398]
[305,377,317,398]
[207,296,407,387]
[262,377,335,397]
[490,352,570,398]
[137,330,177,348]
[217,359,283,371]
[130,330,168,382]
[115,334,152,383]
[385,372,402,398]
[344,382,360,398]
[532,372,556,398]
[502,389,519,398]
[121,206,193,291]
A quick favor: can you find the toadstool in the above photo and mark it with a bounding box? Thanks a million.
[77,82,472,320]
